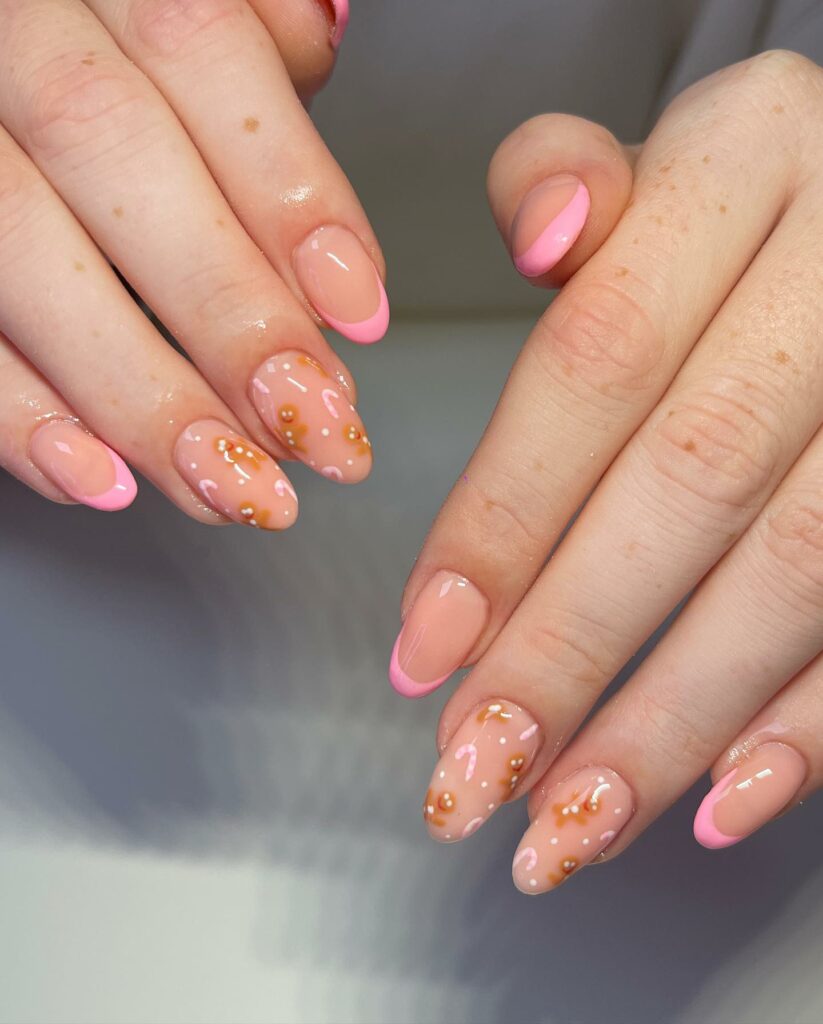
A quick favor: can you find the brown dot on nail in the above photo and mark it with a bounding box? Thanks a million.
[244,116,260,133]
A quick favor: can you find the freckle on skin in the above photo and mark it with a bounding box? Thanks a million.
[216,218,225,228]
[244,117,260,133]
[719,204,727,213]
[615,267,628,277]
[653,215,663,226]
[74,261,85,272]
[81,57,94,66]
[702,155,711,163]
[773,103,784,114]
[683,439,696,452]
[774,349,790,364]
[113,206,124,218]
[660,164,672,174]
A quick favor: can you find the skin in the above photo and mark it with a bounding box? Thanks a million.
[0,0,383,519]
[406,50,823,875]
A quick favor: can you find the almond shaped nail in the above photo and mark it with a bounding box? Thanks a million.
[29,419,137,511]
[293,225,389,345]
[174,419,297,530]
[329,0,349,48]
[694,742,806,850]
[389,571,489,698]
[251,350,371,484]
[424,700,542,843]
[513,766,634,895]
[512,175,590,278]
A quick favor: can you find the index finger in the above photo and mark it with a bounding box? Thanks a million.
[390,53,811,698]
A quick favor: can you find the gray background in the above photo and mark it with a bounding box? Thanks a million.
[2,2,823,1023]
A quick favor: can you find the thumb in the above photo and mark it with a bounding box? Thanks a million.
[488,113,637,288]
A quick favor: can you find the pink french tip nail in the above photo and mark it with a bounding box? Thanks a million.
[389,571,489,698]
[512,766,634,895]
[251,350,372,485]
[329,0,349,49]
[424,700,542,843]
[293,225,389,345]
[174,419,298,530]
[511,175,590,278]
[694,742,806,850]
[29,419,137,511]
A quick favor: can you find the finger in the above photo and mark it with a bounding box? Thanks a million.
[90,0,388,345]
[513,423,823,893]
[1,2,373,483]
[693,653,823,850]
[425,177,823,834]
[0,330,136,509]
[0,124,297,529]
[248,0,348,99]
[393,51,817,697]
[487,113,635,286]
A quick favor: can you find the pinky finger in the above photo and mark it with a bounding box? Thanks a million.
[0,331,136,511]
[694,656,823,851]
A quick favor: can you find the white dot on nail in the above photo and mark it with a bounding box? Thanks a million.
[499,737,507,744]
[321,427,330,437]
[550,837,558,845]
[480,781,488,788]
[439,770,445,779]
[346,459,354,465]
[194,435,202,442]
[283,363,291,370]
[529,879,537,888]
[190,462,197,469]
[614,808,622,815]
[582,838,590,846]
[597,776,605,784]
[487,803,495,811]
[445,834,451,839]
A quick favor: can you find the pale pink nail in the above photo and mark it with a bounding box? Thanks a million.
[424,700,542,843]
[251,350,371,484]
[329,0,349,49]
[174,419,297,530]
[293,225,389,345]
[511,175,590,278]
[512,766,634,895]
[29,419,136,511]
[389,571,489,698]
[694,742,806,850]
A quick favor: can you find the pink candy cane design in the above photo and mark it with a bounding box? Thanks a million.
[454,743,478,782]
[461,816,485,838]
[274,478,297,501]
[321,466,343,481]
[512,846,538,872]
[321,388,341,419]
[198,479,218,501]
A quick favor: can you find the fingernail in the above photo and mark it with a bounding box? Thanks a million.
[512,766,634,895]
[329,0,349,49]
[511,175,590,278]
[174,419,298,529]
[29,419,136,511]
[251,350,371,484]
[694,742,806,850]
[424,700,542,843]
[293,225,389,345]
[389,571,489,698]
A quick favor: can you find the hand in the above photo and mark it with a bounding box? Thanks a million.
[396,50,823,892]
[0,0,386,525]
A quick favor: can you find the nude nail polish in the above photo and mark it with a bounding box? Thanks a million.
[511,175,590,278]
[329,0,349,49]
[174,419,297,530]
[694,742,806,850]
[251,350,371,484]
[29,419,137,511]
[389,571,489,698]
[293,225,389,345]
[424,700,542,843]
[512,766,634,894]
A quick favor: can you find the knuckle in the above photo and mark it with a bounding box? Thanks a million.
[749,49,822,101]
[461,472,544,559]
[24,55,149,159]
[537,278,664,397]
[520,614,614,692]
[629,684,716,770]
[761,489,823,597]
[642,378,782,514]
[0,147,40,249]
[127,0,246,58]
